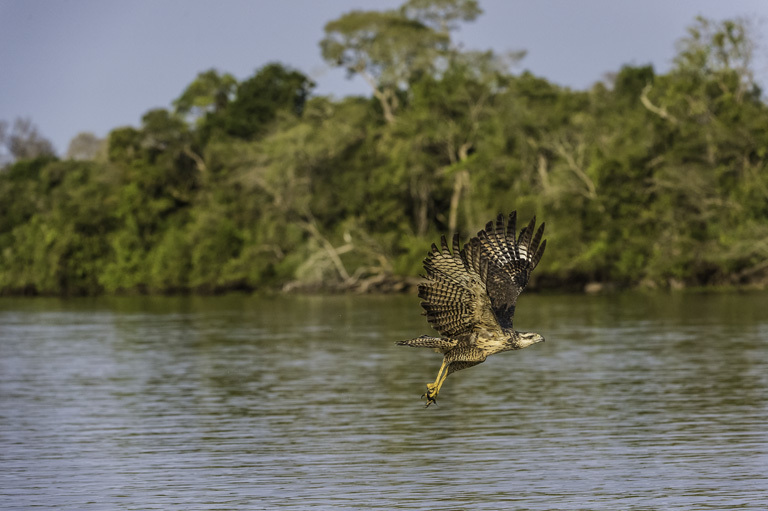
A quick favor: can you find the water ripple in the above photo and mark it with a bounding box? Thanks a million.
[1,293,767,509]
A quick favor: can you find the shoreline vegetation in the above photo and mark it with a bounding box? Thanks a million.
[2,2,768,297]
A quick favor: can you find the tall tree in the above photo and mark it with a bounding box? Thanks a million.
[674,15,758,100]
[173,69,238,123]
[213,63,314,140]
[66,132,105,161]
[400,0,481,35]
[0,117,56,163]
[320,9,448,123]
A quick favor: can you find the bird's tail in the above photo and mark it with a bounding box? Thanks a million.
[396,335,457,352]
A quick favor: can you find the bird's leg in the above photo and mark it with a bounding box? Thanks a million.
[434,366,451,396]
[422,358,447,407]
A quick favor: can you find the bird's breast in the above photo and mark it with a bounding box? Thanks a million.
[473,332,508,355]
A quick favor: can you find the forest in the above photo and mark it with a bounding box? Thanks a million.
[1,0,768,296]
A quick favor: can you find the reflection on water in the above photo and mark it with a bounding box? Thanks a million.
[1,292,767,509]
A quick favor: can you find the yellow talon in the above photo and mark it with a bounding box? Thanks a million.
[422,386,438,407]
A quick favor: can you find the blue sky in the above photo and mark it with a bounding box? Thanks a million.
[1,0,766,155]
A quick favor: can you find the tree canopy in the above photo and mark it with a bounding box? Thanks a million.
[2,7,767,295]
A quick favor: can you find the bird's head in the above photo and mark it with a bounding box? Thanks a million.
[515,331,545,349]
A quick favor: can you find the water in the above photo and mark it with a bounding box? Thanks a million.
[1,292,767,510]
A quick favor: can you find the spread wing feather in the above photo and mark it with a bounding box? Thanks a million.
[419,234,498,338]
[478,213,546,328]
[419,212,546,337]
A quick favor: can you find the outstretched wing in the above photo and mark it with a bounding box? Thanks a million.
[475,212,546,329]
[418,233,500,338]
[418,212,546,337]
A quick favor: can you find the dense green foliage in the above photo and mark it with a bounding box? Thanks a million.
[2,5,767,295]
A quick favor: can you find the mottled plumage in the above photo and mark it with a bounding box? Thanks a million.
[397,212,546,406]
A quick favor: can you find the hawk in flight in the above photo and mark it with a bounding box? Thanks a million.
[397,212,546,407]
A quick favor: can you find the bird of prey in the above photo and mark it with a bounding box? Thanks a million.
[397,212,546,407]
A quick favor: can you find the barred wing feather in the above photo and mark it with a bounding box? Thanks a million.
[476,213,546,329]
[419,212,546,337]
[418,234,499,338]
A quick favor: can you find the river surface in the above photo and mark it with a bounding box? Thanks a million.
[1,292,767,510]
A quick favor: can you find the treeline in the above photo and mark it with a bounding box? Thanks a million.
[2,2,768,295]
